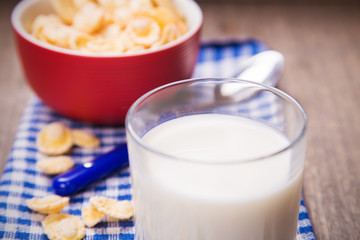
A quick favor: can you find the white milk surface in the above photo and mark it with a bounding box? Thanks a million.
[129,114,303,240]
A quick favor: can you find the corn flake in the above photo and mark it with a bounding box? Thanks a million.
[139,6,177,28]
[81,205,104,227]
[98,0,129,11]
[42,213,85,240]
[71,129,101,148]
[49,0,78,25]
[151,0,182,19]
[73,2,104,34]
[126,16,160,46]
[112,8,133,29]
[130,0,153,12]
[74,0,96,9]
[37,156,74,175]
[158,22,182,45]
[27,195,70,214]
[90,196,134,220]
[36,122,73,155]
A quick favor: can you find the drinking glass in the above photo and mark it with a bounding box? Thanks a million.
[126,78,307,240]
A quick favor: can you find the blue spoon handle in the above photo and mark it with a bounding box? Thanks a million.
[52,143,129,196]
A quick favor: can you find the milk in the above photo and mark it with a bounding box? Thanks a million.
[128,114,303,240]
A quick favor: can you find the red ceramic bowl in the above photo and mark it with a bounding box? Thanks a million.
[11,0,202,124]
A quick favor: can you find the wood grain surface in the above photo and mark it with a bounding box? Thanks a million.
[1,1,360,239]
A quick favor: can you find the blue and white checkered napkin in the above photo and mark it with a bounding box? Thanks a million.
[0,39,315,240]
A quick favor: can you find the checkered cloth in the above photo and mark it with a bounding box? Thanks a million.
[0,39,315,240]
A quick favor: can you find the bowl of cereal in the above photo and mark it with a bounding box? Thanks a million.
[11,0,202,124]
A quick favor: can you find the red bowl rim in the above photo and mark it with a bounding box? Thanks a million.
[11,0,203,58]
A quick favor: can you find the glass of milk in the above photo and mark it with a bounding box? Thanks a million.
[125,78,307,240]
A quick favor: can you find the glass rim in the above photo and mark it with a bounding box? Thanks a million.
[125,78,308,165]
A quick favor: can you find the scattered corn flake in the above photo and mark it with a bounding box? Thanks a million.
[71,129,101,148]
[105,216,120,222]
[36,122,73,155]
[37,156,74,175]
[81,205,105,227]
[27,195,70,214]
[42,213,85,240]
[90,196,134,220]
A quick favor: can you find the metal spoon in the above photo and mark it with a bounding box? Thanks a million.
[215,50,284,102]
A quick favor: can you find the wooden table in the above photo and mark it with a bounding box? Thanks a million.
[1,1,359,239]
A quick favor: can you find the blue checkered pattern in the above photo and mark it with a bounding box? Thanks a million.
[0,40,315,240]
